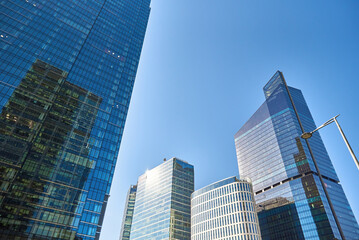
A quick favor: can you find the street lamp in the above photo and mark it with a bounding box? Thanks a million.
[301,115,359,171]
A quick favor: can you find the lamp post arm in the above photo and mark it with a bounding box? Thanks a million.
[311,120,333,134]
[333,118,359,171]
[311,115,340,135]
[310,119,334,135]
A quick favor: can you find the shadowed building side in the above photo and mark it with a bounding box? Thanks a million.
[119,185,137,240]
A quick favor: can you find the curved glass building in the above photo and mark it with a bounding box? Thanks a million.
[234,71,359,240]
[191,176,261,240]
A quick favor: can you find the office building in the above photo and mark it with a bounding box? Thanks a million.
[234,71,359,239]
[191,176,261,240]
[129,158,194,240]
[0,1,151,239]
[120,185,137,240]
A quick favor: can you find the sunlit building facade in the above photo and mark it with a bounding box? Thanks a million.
[191,177,261,240]
[234,71,359,240]
[120,185,137,240]
[0,1,151,239]
[129,158,194,240]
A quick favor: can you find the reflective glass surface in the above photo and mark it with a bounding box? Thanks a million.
[0,1,151,239]
[234,71,359,239]
[130,158,194,240]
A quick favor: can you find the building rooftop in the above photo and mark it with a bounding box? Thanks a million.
[192,176,249,198]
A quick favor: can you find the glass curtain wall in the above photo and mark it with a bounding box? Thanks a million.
[130,158,194,240]
[0,1,151,239]
[234,71,359,240]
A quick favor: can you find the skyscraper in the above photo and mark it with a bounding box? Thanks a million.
[191,176,261,240]
[129,158,194,240]
[234,71,359,240]
[119,185,137,240]
[0,1,151,239]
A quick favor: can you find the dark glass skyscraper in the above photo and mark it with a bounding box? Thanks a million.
[234,71,359,240]
[119,185,137,240]
[0,1,151,239]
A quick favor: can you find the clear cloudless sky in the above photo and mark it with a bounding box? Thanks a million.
[100,1,359,239]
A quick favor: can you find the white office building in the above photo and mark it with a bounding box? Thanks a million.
[191,177,261,240]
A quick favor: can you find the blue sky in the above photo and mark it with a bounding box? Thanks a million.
[100,1,359,239]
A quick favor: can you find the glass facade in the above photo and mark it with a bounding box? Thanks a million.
[120,185,137,240]
[191,177,261,240]
[234,71,359,240]
[130,158,194,240]
[0,1,151,239]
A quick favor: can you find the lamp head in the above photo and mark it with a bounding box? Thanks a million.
[301,132,313,139]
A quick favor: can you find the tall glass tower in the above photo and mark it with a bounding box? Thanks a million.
[0,1,151,239]
[234,71,359,240]
[129,158,194,240]
[119,185,137,240]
